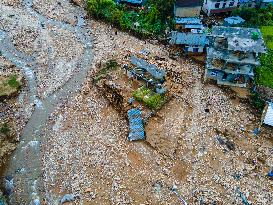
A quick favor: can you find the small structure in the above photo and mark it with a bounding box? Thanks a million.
[205,26,267,87]
[203,0,239,16]
[175,17,204,33]
[170,31,208,53]
[127,108,145,141]
[261,102,273,127]
[174,0,202,17]
[224,16,245,27]
[116,0,147,6]
[238,0,257,8]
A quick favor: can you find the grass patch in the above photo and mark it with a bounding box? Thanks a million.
[133,86,165,110]
[260,26,273,49]
[94,60,118,82]
[0,75,21,97]
[255,50,273,88]
[0,122,11,136]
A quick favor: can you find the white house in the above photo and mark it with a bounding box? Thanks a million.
[203,0,239,16]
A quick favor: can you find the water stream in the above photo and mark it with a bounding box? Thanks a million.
[0,1,93,203]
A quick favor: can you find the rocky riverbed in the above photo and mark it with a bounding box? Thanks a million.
[0,0,272,205]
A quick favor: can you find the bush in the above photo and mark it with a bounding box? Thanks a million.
[255,50,273,88]
[87,0,172,37]
[133,86,165,110]
[7,75,20,89]
[0,123,10,136]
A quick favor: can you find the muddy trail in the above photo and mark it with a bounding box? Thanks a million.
[0,0,93,204]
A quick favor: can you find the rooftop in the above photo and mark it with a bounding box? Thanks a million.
[212,26,267,53]
[175,0,202,7]
[224,16,245,26]
[127,109,145,141]
[170,31,208,46]
[131,56,166,80]
[175,17,202,25]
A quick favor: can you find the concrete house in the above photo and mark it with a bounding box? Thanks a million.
[174,0,202,17]
[170,31,208,53]
[203,0,239,16]
[175,17,204,33]
[205,26,267,87]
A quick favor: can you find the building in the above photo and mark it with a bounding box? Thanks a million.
[238,0,257,8]
[170,31,208,53]
[205,26,267,87]
[116,0,147,6]
[203,0,239,16]
[127,109,145,141]
[174,0,202,17]
[175,17,204,33]
[261,102,273,127]
[224,16,245,27]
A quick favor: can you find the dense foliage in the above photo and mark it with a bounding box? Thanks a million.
[255,51,273,89]
[232,5,273,27]
[133,86,165,110]
[87,0,174,37]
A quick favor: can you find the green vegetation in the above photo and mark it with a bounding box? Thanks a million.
[94,59,118,82]
[133,86,165,110]
[7,75,21,89]
[255,51,273,88]
[0,123,10,136]
[87,0,174,37]
[260,26,273,49]
[232,5,273,27]
[0,75,21,97]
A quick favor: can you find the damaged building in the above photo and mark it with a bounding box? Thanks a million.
[205,26,267,87]
[170,31,208,54]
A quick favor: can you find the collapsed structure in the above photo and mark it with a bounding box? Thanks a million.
[205,26,267,87]
[170,31,208,53]
[262,102,273,127]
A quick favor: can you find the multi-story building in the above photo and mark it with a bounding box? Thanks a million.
[205,26,267,87]
[203,0,239,16]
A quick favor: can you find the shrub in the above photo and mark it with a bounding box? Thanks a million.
[7,75,20,89]
[0,123,10,136]
[133,86,165,110]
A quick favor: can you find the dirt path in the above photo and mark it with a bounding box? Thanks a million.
[0,0,93,204]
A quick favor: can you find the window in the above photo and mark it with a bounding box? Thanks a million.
[193,47,199,53]
[215,2,220,8]
[248,3,252,7]
[223,3,226,8]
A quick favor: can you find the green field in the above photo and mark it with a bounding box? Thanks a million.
[260,26,273,49]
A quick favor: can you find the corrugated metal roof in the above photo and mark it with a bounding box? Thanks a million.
[263,102,273,126]
[175,0,202,7]
[131,56,166,80]
[127,109,145,141]
[175,17,202,25]
[170,31,208,46]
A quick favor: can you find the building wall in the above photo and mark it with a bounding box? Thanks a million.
[185,45,204,53]
[203,0,239,16]
[174,6,202,17]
